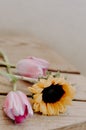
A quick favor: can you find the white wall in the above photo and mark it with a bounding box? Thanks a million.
[0,0,86,75]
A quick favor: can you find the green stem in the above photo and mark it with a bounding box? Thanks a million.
[0,51,17,91]
[0,70,19,91]
[13,82,17,91]
[0,50,11,73]
[0,71,37,83]
[0,61,15,68]
[0,50,17,91]
[14,75,37,83]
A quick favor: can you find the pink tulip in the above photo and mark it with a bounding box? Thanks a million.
[3,91,33,123]
[16,56,49,78]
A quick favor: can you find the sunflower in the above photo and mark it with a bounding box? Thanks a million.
[28,75,75,115]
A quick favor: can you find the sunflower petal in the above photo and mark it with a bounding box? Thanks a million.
[53,102,60,115]
[61,96,72,105]
[28,87,37,94]
[40,101,47,115]
[28,87,43,94]
[28,76,75,115]
[58,102,66,113]
[47,103,56,115]
[34,94,42,103]
[33,103,40,112]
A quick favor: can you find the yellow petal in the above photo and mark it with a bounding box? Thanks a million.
[47,103,56,115]
[33,103,40,112]
[61,96,72,105]
[28,87,37,94]
[53,102,60,115]
[40,101,47,115]
[58,102,66,113]
[63,85,75,98]
[55,78,66,85]
[34,93,42,103]
[37,82,44,88]
[44,81,52,88]
[28,86,43,94]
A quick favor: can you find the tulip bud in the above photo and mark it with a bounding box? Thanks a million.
[3,91,33,123]
[16,56,49,78]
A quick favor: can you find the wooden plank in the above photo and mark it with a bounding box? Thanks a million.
[0,96,86,130]
[0,73,86,101]
[61,73,86,101]
[0,76,31,95]
[0,36,86,130]
[0,36,83,101]
[0,37,82,98]
[0,36,79,73]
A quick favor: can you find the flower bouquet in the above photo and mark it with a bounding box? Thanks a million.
[0,50,75,124]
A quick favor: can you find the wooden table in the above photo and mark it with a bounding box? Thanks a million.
[0,36,86,130]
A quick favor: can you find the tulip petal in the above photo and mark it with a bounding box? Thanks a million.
[11,92,24,116]
[3,91,33,123]
[16,91,33,116]
[16,59,43,78]
[3,91,15,120]
[15,106,28,123]
[27,56,49,68]
[4,108,15,120]
[16,57,49,78]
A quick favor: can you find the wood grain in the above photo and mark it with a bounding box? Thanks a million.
[0,36,79,72]
[61,73,86,101]
[0,96,86,130]
[0,73,86,101]
[0,36,86,130]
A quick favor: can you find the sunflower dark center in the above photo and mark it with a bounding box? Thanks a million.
[42,84,65,103]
